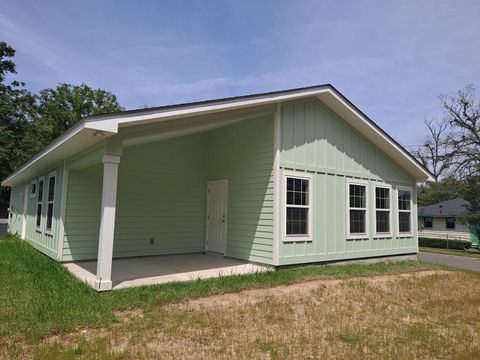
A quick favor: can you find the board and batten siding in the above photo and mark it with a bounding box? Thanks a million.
[63,134,207,261]
[278,99,417,265]
[207,114,274,264]
[8,164,64,258]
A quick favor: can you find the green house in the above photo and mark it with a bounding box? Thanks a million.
[2,85,434,290]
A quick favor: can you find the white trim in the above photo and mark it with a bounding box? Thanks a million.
[205,179,228,255]
[21,184,29,239]
[373,183,392,238]
[44,171,56,233]
[2,86,433,187]
[57,161,68,260]
[102,155,121,164]
[283,171,313,242]
[95,157,120,291]
[396,185,413,237]
[346,179,369,240]
[272,103,281,264]
[2,122,87,187]
[29,179,37,198]
[35,176,45,230]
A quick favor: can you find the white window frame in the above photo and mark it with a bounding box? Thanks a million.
[346,179,369,239]
[283,171,313,242]
[397,186,413,236]
[36,176,45,230]
[45,171,56,233]
[30,179,37,198]
[373,184,392,237]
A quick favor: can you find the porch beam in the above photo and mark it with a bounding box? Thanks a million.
[94,154,121,291]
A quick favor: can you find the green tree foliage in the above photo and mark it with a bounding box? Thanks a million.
[417,177,464,206]
[0,42,123,215]
[35,83,123,143]
[0,42,37,215]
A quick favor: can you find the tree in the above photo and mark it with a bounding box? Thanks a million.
[439,84,480,178]
[0,42,37,216]
[0,42,123,215]
[412,118,453,179]
[414,84,480,180]
[35,83,123,147]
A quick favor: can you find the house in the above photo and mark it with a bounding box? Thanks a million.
[418,198,475,242]
[2,84,434,291]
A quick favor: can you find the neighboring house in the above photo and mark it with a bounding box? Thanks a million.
[418,198,474,241]
[2,84,434,291]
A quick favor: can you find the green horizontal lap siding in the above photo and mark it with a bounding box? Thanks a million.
[63,165,102,261]
[113,134,207,258]
[63,134,207,261]
[207,115,274,264]
[279,99,417,265]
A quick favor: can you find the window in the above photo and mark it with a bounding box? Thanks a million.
[30,180,37,198]
[375,186,391,235]
[285,175,311,239]
[446,217,455,229]
[398,188,412,234]
[423,217,433,228]
[36,178,44,228]
[46,174,56,231]
[348,182,367,236]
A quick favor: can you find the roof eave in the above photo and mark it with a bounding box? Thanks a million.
[2,84,434,186]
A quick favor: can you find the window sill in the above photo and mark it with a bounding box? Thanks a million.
[283,236,312,243]
[397,233,413,237]
[347,234,369,240]
[373,234,392,239]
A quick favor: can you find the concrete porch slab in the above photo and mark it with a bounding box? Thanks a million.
[64,253,273,290]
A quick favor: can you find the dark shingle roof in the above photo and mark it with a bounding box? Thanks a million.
[418,198,470,217]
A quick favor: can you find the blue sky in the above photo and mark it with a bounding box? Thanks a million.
[1,0,479,147]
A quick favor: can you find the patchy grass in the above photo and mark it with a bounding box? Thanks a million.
[0,235,435,342]
[5,269,480,359]
[420,246,480,258]
[3,235,477,358]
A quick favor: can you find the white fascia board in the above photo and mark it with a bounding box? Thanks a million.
[1,122,117,187]
[85,88,331,129]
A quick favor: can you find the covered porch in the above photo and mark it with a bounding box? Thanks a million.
[65,253,272,290]
[61,107,276,290]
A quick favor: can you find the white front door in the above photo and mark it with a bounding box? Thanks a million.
[206,180,227,254]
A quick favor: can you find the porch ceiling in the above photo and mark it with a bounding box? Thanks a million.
[64,254,272,290]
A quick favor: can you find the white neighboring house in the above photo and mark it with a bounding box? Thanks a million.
[418,198,472,241]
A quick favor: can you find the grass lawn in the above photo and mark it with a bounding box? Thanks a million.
[1,235,480,359]
[420,246,480,258]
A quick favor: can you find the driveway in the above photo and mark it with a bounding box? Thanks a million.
[418,251,480,272]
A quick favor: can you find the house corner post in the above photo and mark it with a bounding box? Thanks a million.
[95,152,121,291]
[272,103,281,266]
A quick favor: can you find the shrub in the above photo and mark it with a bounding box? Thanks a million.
[419,237,471,250]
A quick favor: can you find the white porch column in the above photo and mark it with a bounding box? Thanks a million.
[94,154,121,291]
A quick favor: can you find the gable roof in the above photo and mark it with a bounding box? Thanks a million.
[1,84,435,186]
[418,198,471,217]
